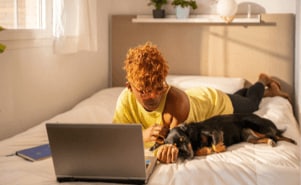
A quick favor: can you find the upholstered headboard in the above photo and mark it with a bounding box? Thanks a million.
[111,14,295,100]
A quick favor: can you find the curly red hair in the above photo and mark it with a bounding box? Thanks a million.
[124,42,169,91]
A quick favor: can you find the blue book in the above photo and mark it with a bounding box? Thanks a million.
[16,144,51,162]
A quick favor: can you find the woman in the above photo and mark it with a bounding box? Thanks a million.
[113,42,289,163]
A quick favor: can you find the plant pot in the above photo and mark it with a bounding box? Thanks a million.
[152,9,165,18]
[175,6,190,19]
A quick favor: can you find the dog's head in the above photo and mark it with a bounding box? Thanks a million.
[164,124,194,159]
[149,124,194,159]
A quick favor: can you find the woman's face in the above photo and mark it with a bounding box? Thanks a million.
[130,83,168,112]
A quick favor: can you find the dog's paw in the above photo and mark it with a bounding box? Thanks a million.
[267,139,276,147]
[195,147,213,156]
[212,143,226,153]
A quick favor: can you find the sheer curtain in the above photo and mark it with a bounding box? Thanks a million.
[53,0,97,54]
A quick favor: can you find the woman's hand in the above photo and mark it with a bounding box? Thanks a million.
[156,144,179,163]
[143,124,163,143]
[143,124,178,163]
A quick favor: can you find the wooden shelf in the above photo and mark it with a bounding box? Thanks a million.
[132,14,261,24]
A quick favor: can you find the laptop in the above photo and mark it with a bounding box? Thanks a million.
[46,123,157,184]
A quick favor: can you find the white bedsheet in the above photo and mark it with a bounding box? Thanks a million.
[0,86,300,185]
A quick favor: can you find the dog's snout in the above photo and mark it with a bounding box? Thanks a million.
[178,142,194,160]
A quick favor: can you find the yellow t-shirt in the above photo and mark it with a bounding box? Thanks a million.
[112,86,233,148]
[112,87,169,128]
[184,87,234,123]
[113,86,233,125]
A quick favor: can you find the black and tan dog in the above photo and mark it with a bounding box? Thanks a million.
[151,113,296,159]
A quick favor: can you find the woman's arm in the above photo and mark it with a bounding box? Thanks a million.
[155,86,189,163]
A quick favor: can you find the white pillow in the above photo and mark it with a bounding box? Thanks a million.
[166,75,245,94]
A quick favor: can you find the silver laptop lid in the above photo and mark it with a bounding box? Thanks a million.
[46,123,153,183]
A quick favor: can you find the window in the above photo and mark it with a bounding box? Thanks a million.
[0,0,46,29]
[0,0,52,42]
[0,0,97,52]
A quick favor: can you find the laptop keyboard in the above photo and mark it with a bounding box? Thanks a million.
[145,159,151,169]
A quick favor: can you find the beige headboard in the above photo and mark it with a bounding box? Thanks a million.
[111,14,295,100]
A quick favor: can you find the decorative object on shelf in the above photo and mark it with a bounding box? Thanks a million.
[216,0,238,23]
[148,0,168,18]
[171,0,198,19]
[0,26,6,53]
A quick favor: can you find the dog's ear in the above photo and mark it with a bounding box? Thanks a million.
[177,123,188,132]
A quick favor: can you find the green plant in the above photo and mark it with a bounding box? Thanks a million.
[171,0,198,9]
[0,26,6,53]
[148,0,168,10]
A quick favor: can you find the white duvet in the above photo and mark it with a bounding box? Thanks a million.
[0,76,300,185]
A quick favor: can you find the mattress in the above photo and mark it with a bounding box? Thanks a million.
[0,75,300,185]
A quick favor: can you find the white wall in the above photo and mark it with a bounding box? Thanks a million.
[0,1,112,140]
[295,0,301,121]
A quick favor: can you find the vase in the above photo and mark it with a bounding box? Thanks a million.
[216,0,238,23]
[175,5,190,19]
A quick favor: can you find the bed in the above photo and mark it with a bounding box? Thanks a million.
[0,75,300,185]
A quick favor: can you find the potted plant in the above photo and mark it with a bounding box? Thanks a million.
[0,26,6,53]
[171,0,198,19]
[148,0,168,18]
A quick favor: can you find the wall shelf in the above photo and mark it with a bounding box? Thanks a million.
[132,14,261,24]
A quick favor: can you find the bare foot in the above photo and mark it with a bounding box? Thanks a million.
[264,82,291,102]
[259,73,281,89]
